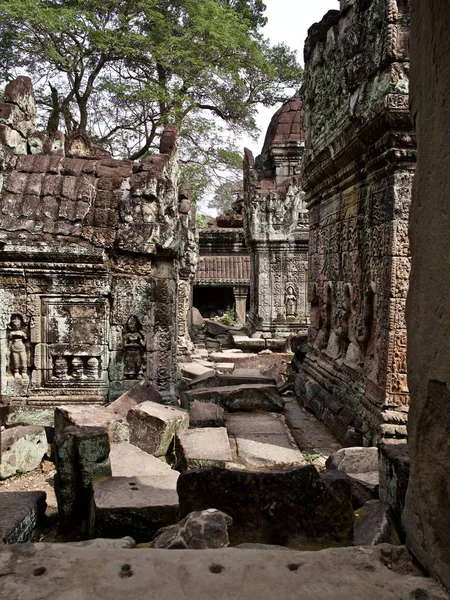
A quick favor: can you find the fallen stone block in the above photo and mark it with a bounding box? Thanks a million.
[225,412,304,470]
[106,380,163,418]
[265,339,286,352]
[90,475,179,542]
[189,401,225,428]
[347,472,379,508]
[180,362,215,379]
[192,307,204,326]
[54,425,111,533]
[151,509,232,549]
[353,500,399,546]
[204,320,230,337]
[183,384,285,413]
[215,362,234,374]
[232,335,266,352]
[127,401,189,457]
[0,491,46,543]
[0,425,47,479]
[55,405,128,444]
[188,370,276,391]
[326,447,378,473]
[378,443,409,538]
[176,428,232,470]
[178,466,354,547]
[109,442,179,478]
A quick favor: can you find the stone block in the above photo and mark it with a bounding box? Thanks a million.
[0,491,46,543]
[265,339,286,352]
[326,447,379,473]
[127,401,189,457]
[176,428,232,470]
[54,425,111,533]
[183,384,285,413]
[204,320,230,337]
[180,362,215,379]
[151,509,232,549]
[90,475,179,543]
[192,307,204,326]
[188,371,276,390]
[0,425,47,479]
[178,466,354,548]
[347,472,380,508]
[215,362,234,374]
[189,400,225,428]
[353,500,399,547]
[54,405,127,444]
[109,442,180,480]
[106,380,163,418]
[232,336,266,352]
[378,443,409,538]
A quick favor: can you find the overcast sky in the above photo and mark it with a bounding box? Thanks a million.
[243,0,339,155]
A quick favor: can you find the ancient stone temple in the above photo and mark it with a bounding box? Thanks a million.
[0,77,197,405]
[243,97,309,337]
[297,0,415,444]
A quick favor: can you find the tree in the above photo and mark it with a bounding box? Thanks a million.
[209,179,243,215]
[0,0,302,201]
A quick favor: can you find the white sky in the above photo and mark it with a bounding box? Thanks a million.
[242,0,339,156]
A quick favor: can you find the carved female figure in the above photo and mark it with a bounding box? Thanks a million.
[122,315,145,379]
[285,285,297,318]
[7,314,28,379]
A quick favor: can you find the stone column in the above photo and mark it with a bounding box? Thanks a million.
[233,286,248,325]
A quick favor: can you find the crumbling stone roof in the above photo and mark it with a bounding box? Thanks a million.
[262,96,304,152]
[195,254,250,284]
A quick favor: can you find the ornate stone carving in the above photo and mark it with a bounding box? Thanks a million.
[122,316,145,379]
[7,313,29,380]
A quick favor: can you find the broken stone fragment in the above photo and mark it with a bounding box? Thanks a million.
[180,362,215,380]
[0,490,46,543]
[4,76,36,123]
[204,319,230,337]
[127,401,189,456]
[326,447,379,473]
[189,400,225,428]
[106,380,163,419]
[176,428,232,470]
[353,500,399,546]
[183,384,285,412]
[54,405,129,444]
[54,425,111,533]
[178,465,354,547]
[0,425,47,479]
[150,509,232,549]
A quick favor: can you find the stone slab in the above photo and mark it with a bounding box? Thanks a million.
[326,447,379,473]
[0,491,46,543]
[180,362,215,379]
[109,442,181,479]
[189,401,225,428]
[215,362,234,373]
[54,405,128,444]
[127,401,189,457]
[225,413,304,470]
[183,384,285,412]
[348,472,380,508]
[176,428,232,470]
[232,335,266,352]
[0,425,47,479]
[0,544,448,600]
[106,380,163,418]
[188,371,275,391]
[354,500,398,547]
[90,475,179,542]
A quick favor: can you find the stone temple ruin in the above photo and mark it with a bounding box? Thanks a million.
[1,0,450,597]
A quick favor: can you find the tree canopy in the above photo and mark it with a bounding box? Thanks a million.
[0,0,302,201]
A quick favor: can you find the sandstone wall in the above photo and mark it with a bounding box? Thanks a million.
[405,0,450,588]
[298,0,415,444]
[243,98,309,337]
[0,77,197,405]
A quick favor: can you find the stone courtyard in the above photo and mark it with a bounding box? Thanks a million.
[1,0,450,598]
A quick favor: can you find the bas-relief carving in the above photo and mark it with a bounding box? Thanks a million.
[122,315,145,379]
[7,313,30,380]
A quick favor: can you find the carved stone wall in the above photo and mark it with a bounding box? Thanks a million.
[297,0,415,444]
[0,77,196,405]
[243,97,309,337]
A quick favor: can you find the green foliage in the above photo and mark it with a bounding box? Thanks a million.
[0,0,303,199]
[196,213,207,228]
[222,304,236,326]
[209,179,243,214]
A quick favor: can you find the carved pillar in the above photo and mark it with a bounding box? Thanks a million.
[233,286,248,325]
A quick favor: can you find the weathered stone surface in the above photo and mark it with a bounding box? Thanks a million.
[379,444,409,537]
[188,371,276,390]
[347,472,380,509]
[189,400,225,428]
[354,501,398,547]
[65,537,136,549]
[0,491,46,543]
[90,475,179,542]
[127,401,189,456]
[184,384,285,413]
[108,442,178,480]
[54,425,111,532]
[232,336,266,353]
[0,425,47,479]
[151,509,232,549]
[215,362,234,374]
[106,380,162,418]
[204,320,230,337]
[176,428,232,470]
[178,466,354,547]
[191,307,204,326]
[225,412,304,470]
[180,362,215,379]
[54,405,128,444]
[326,447,379,474]
[0,543,448,600]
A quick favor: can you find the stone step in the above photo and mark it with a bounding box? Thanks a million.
[90,474,179,543]
[225,412,305,470]
[0,490,46,543]
[182,384,285,412]
[176,428,232,470]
